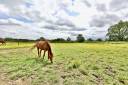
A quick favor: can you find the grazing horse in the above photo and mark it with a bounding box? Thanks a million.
[0,38,6,45]
[31,40,53,63]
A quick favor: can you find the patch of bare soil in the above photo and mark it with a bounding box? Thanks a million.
[0,73,32,85]
[92,74,104,85]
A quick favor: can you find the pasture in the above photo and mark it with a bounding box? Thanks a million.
[0,42,128,85]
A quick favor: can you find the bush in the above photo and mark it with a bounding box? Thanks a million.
[96,38,102,41]
[87,38,93,42]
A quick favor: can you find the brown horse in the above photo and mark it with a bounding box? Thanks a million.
[0,38,6,45]
[31,40,53,63]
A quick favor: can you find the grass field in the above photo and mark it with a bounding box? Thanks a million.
[0,42,128,85]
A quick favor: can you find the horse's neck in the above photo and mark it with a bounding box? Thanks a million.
[0,41,4,43]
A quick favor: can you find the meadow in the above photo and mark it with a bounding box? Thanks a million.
[0,42,128,85]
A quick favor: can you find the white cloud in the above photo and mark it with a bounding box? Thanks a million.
[0,4,9,14]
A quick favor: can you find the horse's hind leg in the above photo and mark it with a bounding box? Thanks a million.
[50,57,53,63]
[2,43,5,45]
[37,48,39,57]
[43,50,46,59]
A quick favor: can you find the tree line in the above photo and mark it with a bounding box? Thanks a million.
[2,35,103,43]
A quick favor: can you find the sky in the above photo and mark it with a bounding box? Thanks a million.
[0,0,128,40]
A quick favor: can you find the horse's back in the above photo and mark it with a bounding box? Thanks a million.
[37,41,48,45]
[36,41,49,50]
[0,38,5,43]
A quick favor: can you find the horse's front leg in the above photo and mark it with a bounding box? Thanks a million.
[39,49,42,57]
[37,48,40,57]
[43,50,46,59]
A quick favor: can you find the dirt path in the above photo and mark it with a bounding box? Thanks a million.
[0,74,32,85]
[0,73,10,85]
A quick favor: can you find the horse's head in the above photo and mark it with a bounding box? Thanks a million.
[48,49,53,63]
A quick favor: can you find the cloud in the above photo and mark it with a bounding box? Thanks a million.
[0,4,9,13]
[90,14,120,27]
[43,25,58,31]
[55,18,76,27]
[109,0,128,11]
[82,0,91,7]
[0,18,31,26]
[68,32,78,36]
[41,17,87,31]
[43,24,86,31]
[96,4,107,12]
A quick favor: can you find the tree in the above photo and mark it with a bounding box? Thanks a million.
[96,38,102,41]
[87,38,93,41]
[40,37,45,40]
[107,20,128,41]
[67,37,71,41]
[36,37,45,41]
[76,34,85,42]
[51,38,65,42]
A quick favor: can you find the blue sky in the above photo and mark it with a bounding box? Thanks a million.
[0,0,128,40]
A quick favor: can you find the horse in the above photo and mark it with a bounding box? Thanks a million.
[0,38,6,45]
[31,40,53,63]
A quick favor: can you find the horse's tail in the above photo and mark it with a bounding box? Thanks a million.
[47,42,53,63]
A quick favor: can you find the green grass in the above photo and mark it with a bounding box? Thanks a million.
[0,42,128,85]
[0,42,33,49]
